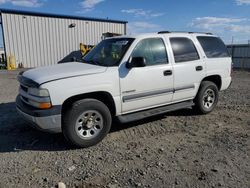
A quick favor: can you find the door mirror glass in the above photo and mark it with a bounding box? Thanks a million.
[126,57,146,68]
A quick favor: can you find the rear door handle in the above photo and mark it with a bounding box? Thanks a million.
[196,66,203,71]
[163,70,172,76]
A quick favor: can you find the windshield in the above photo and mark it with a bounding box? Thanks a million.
[83,38,134,67]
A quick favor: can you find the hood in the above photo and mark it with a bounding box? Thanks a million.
[23,62,107,84]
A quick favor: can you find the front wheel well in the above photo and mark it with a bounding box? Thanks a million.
[61,91,116,117]
[201,75,222,90]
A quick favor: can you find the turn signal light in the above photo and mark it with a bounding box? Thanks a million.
[38,102,52,109]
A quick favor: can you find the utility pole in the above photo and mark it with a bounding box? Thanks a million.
[248,40,250,69]
[230,36,234,58]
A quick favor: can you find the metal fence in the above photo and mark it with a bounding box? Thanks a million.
[227,44,250,69]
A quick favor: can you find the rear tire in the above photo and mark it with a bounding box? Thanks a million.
[193,81,219,114]
[62,99,112,148]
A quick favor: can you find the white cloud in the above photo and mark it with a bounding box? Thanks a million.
[190,16,250,33]
[0,0,43,7]
[127,21,162,34]
[190,16,250,44]
[0,0,7,4]
[236,0,250,5]
[80,0,105,12]
[191,17,246,29]
[122,9,148,16]
[225,24,250,33]
[150,13,165,17]
[121,9,164,18]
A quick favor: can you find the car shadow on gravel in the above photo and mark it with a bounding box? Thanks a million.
[0,102,72,153]
[111,108,200,132]
[0,102,200,153]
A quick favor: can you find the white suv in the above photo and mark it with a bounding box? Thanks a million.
[16,31,232,147]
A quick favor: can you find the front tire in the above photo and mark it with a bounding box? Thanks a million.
[194,81,219,114]
[62,99,112,148]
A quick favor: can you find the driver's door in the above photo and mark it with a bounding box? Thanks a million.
[119,37,174,113]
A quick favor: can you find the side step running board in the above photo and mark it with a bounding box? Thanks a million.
[117,100,194,123]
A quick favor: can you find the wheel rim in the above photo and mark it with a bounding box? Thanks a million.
[75,110,104,140]
[202,88,215,109]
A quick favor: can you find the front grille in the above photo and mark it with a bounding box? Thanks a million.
[19,82,31,106]
[19,86,30,106]
[21,96,28,102]
[18,76,50,108]
[18,75,38,105]
[20,84,28,92]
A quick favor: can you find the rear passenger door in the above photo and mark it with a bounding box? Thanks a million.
[168,36,205,102]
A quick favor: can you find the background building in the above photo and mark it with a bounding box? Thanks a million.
[0,9,127,68]
[227,44,250,69]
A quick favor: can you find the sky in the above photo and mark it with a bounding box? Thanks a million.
[0,0,250,47]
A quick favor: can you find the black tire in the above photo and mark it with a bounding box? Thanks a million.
[193,81,219,114]
[62,99,112,148]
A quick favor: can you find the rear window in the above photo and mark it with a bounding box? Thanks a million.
[197,36,229,58]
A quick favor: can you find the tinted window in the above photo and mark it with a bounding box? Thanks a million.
[131,38,168,66]
[197,36,229,58]
[170,37,200,63]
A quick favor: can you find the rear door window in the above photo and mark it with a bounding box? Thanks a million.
[197,36,229,58]
[170,37,200,63]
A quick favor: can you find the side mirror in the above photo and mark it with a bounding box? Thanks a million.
[126,57,146,69]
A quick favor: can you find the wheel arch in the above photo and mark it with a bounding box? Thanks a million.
[61,91,116,117]
[200,75,222,91]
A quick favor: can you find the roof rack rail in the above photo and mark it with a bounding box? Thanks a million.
[157,31,213,35]
[188,32,213,35]
[157,31,171,34]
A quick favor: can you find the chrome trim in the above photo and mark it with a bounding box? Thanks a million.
[20,83,28,90]
[20,96,32,106]
[175,84,195,92]
[122,90,136,94]
[122,84,195,103]
[123,88,173,102]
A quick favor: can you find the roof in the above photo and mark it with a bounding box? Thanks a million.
[157,31,213,35]
[0,9,127,24]
[119,31,217,39]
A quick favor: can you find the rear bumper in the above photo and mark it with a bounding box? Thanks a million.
[221,77,232,91]
[16,95,62,133]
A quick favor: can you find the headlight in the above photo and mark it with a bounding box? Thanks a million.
[28,88,50,97]
[28,99,52,109]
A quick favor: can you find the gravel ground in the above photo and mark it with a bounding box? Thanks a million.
[0,70,249,188]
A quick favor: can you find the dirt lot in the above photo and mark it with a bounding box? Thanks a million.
[0,70,249,188]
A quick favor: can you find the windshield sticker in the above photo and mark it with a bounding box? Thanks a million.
[115,41,129,45]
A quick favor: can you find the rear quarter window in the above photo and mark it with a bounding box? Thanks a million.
[197,36,230,58]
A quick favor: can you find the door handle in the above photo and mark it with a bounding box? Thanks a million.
[163,70,172,76]
[196,66,203,71]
